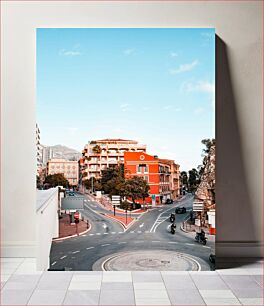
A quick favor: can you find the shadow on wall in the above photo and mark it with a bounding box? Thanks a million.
[215,35,260,268]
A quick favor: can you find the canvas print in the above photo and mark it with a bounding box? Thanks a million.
[36,28,215,271]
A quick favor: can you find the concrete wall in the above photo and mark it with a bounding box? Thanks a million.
[1,1,262,257]
[36,188,59,270]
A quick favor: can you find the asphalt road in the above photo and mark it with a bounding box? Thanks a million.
[49,194,214,271]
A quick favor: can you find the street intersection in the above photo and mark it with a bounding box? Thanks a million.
[50,194,215,271]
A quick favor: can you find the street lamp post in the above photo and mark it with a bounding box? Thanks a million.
[125,208,128,225]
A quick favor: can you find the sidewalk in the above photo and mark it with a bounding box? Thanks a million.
[55,213,90,239]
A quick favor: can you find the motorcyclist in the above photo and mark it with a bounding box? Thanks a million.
[170,213,175,222]
[170,222,176,232]
[200,229,205,240]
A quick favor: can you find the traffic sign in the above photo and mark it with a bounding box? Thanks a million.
[193,201,204,212]
[112,195,120,205]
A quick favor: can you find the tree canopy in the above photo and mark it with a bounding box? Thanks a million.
[101,165,125,196]
[119,176,150,204]
[44,173,69,188]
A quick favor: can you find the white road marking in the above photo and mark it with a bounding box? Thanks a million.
[89,234,94,236]
[203,246,211,248]
[168,241,178,244]
[152,241,160,243]
[186,243,195,246]
[82,234,87,237]
[60,256,67,259]
[145,231,150,233]
[139,223,144,228]
[118,232,123,234]
[86,247,94,250]
[118,242,127,244]
[51,261,57,266]
[134,241,143,243]
[111,232,116,234]
[72,250,80,254]
[130,231,134,233]
[103,233,109,235]
[158,209,163,211]
[137,231,142,233]
[96,233,101,235]
[101,244,110,247]
[150,201,189,233]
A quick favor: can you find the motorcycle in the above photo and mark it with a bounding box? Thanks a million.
[170,223,176,234]
[170,213,176,223]
[195,232,207,245]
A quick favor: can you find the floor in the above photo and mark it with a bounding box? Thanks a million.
[1,257,263,305]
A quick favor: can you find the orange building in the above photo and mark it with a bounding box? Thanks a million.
[124,152,180,206]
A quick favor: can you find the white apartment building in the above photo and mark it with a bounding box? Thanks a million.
[47,159,79,186]
[81,139,146,180]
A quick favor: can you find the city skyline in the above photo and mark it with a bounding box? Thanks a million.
[37,28,215,171]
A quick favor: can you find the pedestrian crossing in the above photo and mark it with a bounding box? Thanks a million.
[87,230,153,236]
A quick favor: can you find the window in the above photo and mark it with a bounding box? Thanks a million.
[137,164,148,173]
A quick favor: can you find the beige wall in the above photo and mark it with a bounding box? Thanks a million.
[1,1,262,257]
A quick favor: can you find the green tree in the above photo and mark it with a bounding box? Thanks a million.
[44,173,69,188]
[201,138,215,155]
[180,171,188,189]
[101,164,125,195]
[83,177,102,192]
[119,176,150,208]
[92,145,102,154]
[188,168,200,193]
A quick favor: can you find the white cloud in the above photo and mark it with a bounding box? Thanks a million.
[170,51,178,58]
[59,44,82,57]
[201,32,214,39]
[169,60,198,74]
[120,103,130,112]
[163,105,173,110]
[123,48,136,56]
[142,106,152,111]
[59,49,81,57]
[162,105,181,112]
[194,107,204,114]
[183,81,215,94]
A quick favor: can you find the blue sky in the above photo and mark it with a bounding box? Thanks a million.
[37,28,215,171]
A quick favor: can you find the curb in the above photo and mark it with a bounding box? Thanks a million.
[180,222,190,233]
[53,222,92,242]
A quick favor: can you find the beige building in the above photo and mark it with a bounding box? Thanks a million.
[47,159,79,186]
[159,159,181,200]
[81,139,146,180]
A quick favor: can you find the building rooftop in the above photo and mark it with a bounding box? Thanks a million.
[91,139,138,144]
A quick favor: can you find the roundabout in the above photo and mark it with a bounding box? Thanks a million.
[92,250,205,271]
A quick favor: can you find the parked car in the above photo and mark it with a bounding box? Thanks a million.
[175,207,186,214]
[165,199,173,204]
[68,192,75,196]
